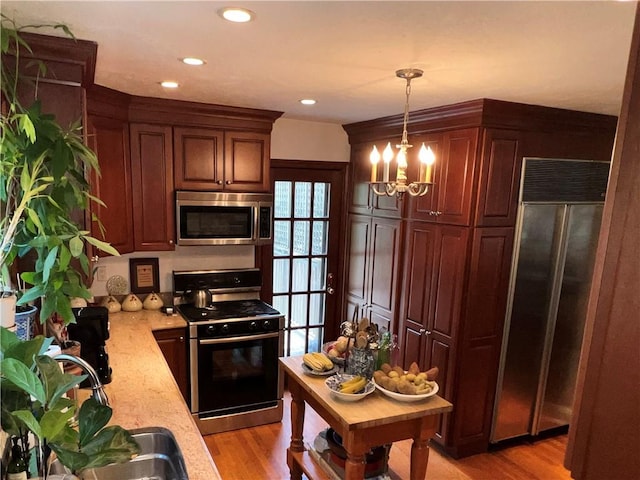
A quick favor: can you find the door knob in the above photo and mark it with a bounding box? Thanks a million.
[326,273,335,295]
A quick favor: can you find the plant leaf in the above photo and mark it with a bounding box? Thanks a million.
[49,444,89,472]
[59,244,71,270]
[40,407,76,442]
[78,397,112,447]
[12,409,42,440]
[42,244,59,283]
[0,327,20,359]
[81,426,140,468]
[0,358,46,403]
[84,236,120,257]
[4,335,45,368]
[69,236,83,257]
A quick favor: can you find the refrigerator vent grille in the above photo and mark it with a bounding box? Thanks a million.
[522,159,609,202]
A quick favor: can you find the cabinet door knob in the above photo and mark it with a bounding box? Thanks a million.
[419,329,432,336]
[226,180,232,185]
[434,211,442,216]
[179,336,184,342]
[169,240,174,245]
[216,180,223,185]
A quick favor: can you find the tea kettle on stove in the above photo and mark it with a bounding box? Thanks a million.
[188,289,212,308]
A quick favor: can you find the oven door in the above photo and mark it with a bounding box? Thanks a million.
[192,331,281,417]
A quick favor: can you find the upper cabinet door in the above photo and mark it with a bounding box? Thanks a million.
[174,127,224,191]
[408,128,479,225]
[130,123,175,251]
[87,115,134,255]
[349,142,403,218]
[224,131,271,192]
[475,129,524,227]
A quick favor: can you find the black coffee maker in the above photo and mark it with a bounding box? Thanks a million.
[67,306,112,385]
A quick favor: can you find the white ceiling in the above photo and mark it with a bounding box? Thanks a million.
[2,1,637,124]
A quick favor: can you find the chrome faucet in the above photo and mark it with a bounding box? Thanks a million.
[54,353,110,406]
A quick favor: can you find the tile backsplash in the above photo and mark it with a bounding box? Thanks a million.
[90,245,255,297]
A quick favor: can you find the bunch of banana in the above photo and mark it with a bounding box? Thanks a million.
[303,352,334,372]
[339,375,367,394]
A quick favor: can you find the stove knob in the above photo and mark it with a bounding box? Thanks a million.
[220,324,230,334]
[249,321,258,331]
[206,325,217,335]
[262,320,272,330]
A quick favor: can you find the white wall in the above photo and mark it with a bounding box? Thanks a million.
[271,118,350,162]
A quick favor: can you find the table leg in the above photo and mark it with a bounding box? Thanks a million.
[344,451,367,480]
[287,380,306,480]
[410,416,437,480]
[289,381,305,453]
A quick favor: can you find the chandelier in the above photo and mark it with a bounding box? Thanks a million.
[369,68,435,198]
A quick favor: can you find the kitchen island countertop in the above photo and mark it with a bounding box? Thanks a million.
[102,309,221,480]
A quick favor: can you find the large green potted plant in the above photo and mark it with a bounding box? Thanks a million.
[0,15,119,326]
[0,328,140,478]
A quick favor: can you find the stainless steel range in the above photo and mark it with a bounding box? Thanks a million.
[173,268,284,435]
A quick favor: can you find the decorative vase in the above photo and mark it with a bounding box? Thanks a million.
[15,304,38,341]
[346,347,375,380]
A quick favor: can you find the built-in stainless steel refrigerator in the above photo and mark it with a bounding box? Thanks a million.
[491,158,609,443]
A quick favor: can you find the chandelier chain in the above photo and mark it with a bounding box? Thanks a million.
[400,78,412,147]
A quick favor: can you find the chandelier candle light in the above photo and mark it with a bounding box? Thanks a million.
[370,68,435,198]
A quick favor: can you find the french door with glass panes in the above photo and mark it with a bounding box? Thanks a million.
[269,162,345,357]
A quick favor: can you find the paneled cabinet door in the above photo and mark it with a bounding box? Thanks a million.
[398,221,469,443]
[223,131,271,192]
[367,216,402,332]
[130,123,175,251]
[345,214,371,319]
[153,328,188,402]
[408,128,479,225]
[475,129,525,227]
[344,215,402,332]
[173,127,224,190]
[87,115,134,255]
[349,143,402,218]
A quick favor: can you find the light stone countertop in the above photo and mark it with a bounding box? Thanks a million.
[101,309,221,480]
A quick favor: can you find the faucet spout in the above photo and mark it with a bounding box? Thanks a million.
[54,353,110,406]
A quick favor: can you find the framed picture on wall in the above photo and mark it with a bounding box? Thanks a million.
[129,257,160,294]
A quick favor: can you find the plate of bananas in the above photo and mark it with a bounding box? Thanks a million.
[302,352,337,376]
[325,374,375,402]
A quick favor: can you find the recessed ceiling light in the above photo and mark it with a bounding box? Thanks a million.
[218,7,255,23]
[160,81,179,89]
[300,99,317,105]
[182,57,205,66]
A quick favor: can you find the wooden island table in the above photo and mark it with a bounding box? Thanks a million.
[280,356,453,480]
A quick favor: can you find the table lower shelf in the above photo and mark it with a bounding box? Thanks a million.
[287,448,332,480]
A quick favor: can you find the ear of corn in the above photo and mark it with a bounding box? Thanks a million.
[303,352,333,371]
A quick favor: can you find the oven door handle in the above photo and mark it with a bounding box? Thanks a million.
[198,331,281,345]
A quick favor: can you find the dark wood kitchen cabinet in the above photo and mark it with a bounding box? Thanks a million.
[173,127,224,190]
[344,214,402,332]
[130,123,176,251]
[153,328,188,402]
[174,128,271,192]
[342,98,617,458]
[86,86,134,255]
[224,131,271,192]
[406,128,479,225]
[348,142,402,218]
[399,221,468,443]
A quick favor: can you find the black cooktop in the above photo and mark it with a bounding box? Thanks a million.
[178,299,281,322]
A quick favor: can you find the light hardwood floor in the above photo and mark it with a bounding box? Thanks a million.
[204,391,573,480]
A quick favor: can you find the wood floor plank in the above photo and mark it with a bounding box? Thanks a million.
[204,391,572,479]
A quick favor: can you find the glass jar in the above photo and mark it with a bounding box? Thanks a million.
[346,347,375,380]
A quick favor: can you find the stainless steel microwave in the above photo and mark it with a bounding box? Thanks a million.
[176,191,273,246]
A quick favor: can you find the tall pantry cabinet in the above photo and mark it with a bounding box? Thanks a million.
[342,99,617,458]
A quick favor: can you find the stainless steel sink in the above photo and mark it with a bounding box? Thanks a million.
[49,426,188,480]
